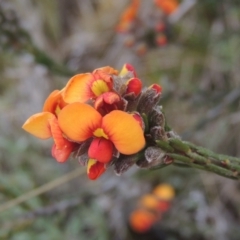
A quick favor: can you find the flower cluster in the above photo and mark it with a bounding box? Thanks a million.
[22,64,167,180]
[129,183,175,233]
[116,0,179,55]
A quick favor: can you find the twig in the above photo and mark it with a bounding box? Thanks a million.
[169,0,197,24]
[0,167,85,213]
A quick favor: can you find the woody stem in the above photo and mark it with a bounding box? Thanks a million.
[155,138,240,180]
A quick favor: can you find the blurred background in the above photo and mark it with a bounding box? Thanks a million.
[1,0,240,239]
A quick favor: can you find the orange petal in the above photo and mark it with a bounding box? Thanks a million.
[129,209,158,233]
[48,117,69,149]
[87,159,106,180]
[154,0,178,15]
[43,89,67,115]
[139,194,160,211]
[88,138,113,163]
[92,69,114,91]
[63,73,94,103]
[93,66,118,76]
[58,103,102,142]
[43,90,60,113]
[102,110,145,154]
[22,112,55,139]
[51,142,75,163]
[116,0,140,33]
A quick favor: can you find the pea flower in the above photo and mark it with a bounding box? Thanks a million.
[129,184,175,233]
[22,89,76,163]
[23,63,164,180]
[62,66,118,104]
[57,102,145,176]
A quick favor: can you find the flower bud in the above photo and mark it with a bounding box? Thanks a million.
[88,138,114,163]
[149,106,165,128]
[114,153,143,176]
[119,63,137,78]
[125,77,142,97]
[136,147,169,168]
[137,87,162,115]
[150,126,166,141]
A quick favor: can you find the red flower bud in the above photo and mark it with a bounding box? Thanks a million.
[119,63,137,77]
[149,83,162,93]
[125,78,142,97]
[88,137,114,163]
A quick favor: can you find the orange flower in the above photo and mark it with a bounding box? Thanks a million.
[22,90,75,163]
[154,0,179,15]
[153,183,175,201]
[129,209,158,233]
[139,194,160,211]
[62,66,118,104]
[58,102,145,165]
[22,112,76,163]
[116,0,140,33]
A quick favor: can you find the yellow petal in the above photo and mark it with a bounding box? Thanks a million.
[102,110,145,154]
[63,73,94,103]
[22,112,55,139]
[91,80,110,97]
[58,103,102,142]
[87,159,106,180]
[153,184,175,201]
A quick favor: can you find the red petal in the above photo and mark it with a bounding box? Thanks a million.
[125,78,142,96]
[148,84,162,94]
[51,142,75,163]
[129,209,158,233]
[87,159,106,180]
[88,138,113,163]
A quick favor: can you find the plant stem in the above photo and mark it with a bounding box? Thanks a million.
[155,138,240,180]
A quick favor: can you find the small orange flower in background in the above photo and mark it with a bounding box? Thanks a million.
[129,183,175,233]
[154,0,179,15]
[22,63,163,180]
[116,0,140,33]
[116,0,179,55]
